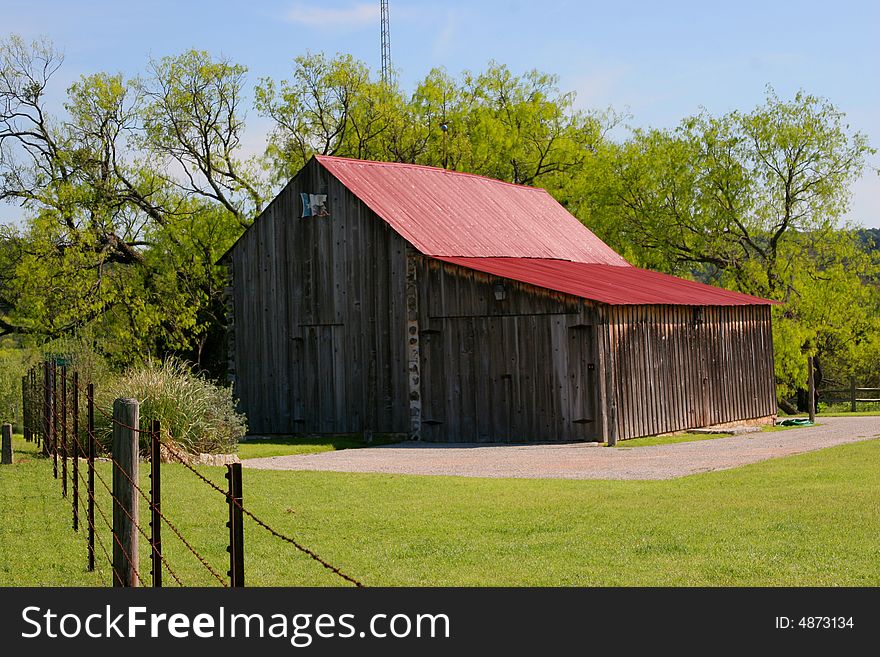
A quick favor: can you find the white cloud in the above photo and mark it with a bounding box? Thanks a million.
[568,66,630,110]
[285,3,379,28]
[431,10,459,60]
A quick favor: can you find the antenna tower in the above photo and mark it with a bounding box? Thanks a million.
[380,0,392,84]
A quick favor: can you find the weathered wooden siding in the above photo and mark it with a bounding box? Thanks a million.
[228,159,410,434]
[416,258,602,442]
[600,304,776,441]
[227,158,776,442]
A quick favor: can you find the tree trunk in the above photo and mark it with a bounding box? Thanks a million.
[778,397,798,415]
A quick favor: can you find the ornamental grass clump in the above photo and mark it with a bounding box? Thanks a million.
[96,357,247,455]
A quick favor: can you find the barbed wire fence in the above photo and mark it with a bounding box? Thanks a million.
[20,359,364,588]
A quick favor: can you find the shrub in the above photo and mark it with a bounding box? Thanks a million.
[0,344,32,428]
[95,357,247,454]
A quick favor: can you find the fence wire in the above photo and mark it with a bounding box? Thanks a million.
[71,432,187,587]
[24,362,366,588]
[163,442,364,587]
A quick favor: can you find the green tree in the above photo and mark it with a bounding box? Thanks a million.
[255,54,613,192]
[0,37,257,373]
[579,90,875,398]
[141,50,265,226]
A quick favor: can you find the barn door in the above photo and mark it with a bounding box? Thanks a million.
[419,325,446,441]
[568,324,600,440]
[418,316,518,442]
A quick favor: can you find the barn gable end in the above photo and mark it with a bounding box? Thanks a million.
[227,158,411,435]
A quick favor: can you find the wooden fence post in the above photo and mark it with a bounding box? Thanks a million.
[112,397,140,587]
[1,423,12,465]
[225,462,245,587]
[850,377,857,413]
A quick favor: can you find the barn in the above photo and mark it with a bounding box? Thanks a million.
[221,155,777,444]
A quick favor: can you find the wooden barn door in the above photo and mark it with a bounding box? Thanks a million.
[567,323,600,439]
[419,326,446,441]
[420,314,600,442]
[418,316,518,442]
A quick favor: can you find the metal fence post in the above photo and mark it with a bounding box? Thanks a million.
[807,356,816,423]
[61,365,68,498]
[149,420,162,587]
[21,376,29,442]
[72,371,80,531]
[28,370,34,445]
[28,370,36,447]
[34,370,40,450]
[52,360,58,478]
[43,361,51,459]
[225,462,245,587]
[112,398,140,587]
[87,382,95,572]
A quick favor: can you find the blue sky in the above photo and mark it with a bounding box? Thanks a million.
[2,0,878,224]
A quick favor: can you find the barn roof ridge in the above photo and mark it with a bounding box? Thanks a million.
[314,154,551,192]
[316,155,629,265]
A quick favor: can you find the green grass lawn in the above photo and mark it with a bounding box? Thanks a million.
[2,433,879,587]
[794,411,880,418]
[236,434,399,460]
[615,423,799,448]
[613,432,729,448]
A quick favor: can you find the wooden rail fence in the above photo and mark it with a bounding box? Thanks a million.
[820,378,880,412]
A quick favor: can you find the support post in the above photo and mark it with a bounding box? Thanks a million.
[112,398,140,587]
[87,383,95,571]
[72,372,79,531]
[850,376,857,413]
[150,420,162,588]
[807,356,816,423]
[225,462,244,587]
[61,365,67,498]
[1,423,12,464]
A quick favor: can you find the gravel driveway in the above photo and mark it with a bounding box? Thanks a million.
[242,416,880,480]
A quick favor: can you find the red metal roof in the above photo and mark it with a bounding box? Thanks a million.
[315,155,774,306]
[435,257,776,306]
[316,155,629,265]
